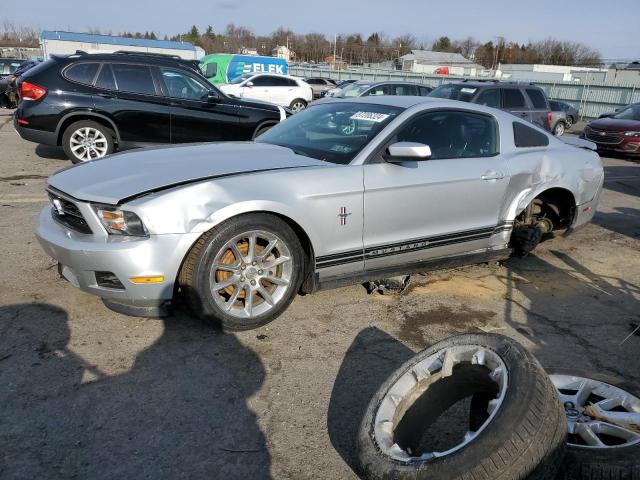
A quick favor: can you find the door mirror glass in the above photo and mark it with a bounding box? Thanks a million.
[386,142,432,161]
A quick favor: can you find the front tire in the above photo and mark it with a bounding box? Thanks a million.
[178,213,304,331]
[289,98,307,113]
[62,120,115,163]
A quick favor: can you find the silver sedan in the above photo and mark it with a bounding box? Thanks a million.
[36,97,604,330]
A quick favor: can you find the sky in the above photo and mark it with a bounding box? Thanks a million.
[5,0,638,61]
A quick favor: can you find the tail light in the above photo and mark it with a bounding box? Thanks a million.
[546,111,553,130]
[19,81,47,101]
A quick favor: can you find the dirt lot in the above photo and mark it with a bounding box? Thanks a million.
[1,110,639,479]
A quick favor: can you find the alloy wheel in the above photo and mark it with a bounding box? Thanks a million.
[69,127,108,161]
[291,101,306,113]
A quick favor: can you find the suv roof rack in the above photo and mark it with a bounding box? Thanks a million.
[461,78,500,83]
[113,50,183,60]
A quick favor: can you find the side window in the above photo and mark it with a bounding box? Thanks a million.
[287,78,299,87]
[418,86,432,96]
[95,64,116,90]
[269,76,290,87]
[306,79,320,85]
[503,89,526,109]
[366,85,389,96]
[160,67,209,100]
[111,64,156,95]
[475,89,500,108]
[392,85,417,96]
[513,122,550,147]
[526,89,548,109]
[64,63,100,85]
[396,110,498,159]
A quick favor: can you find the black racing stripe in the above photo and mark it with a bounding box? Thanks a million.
[364,226,495,254]
[316,249,363,263]
[366,232,493,260]
[316,255,365,269]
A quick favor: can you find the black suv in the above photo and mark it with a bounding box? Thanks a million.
[428,81,552,131]
[14,51,287,163]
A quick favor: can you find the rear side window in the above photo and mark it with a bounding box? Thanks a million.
[513,122,549,147]
[392,84,417,96]
[418,86,432,96]
[95,64,116,90]
[475,89,500,108]
[111,64,156,95]
[64,63,99,85]
[526,89,548,109]
[503,89,526,109]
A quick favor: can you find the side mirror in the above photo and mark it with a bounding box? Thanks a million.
[206,90,221,103]
[245,81,254,88]
[385,142,432,162]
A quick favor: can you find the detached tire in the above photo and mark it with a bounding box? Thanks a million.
[357,333,566,480]
[548,368,640,480]
[178,213,304,331]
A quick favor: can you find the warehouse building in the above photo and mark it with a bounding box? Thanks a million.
[40,31,205,60]
[398,50,485,76]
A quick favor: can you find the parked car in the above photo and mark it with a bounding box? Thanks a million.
[304,77,337,98]
[429,81,552,131]
[549,99,579,128]
[0,59,40,109]
[549,108,569,136]
[580,103,640,157]
[332,80,433,98]
[324,79,358,97]
[36,96,603,330]
[13,51,288,163]
[219,73,313,112]
[0,58,26,78]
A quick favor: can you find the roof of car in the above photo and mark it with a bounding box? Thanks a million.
[41,30,197,51]
[351,80,430,87]
[442,80,545,89]
[53,51,199,68]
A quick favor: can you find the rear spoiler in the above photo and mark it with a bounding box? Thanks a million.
[561,136,597,151]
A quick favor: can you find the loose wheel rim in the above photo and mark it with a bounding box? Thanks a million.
[291,101,306,112]
[209,230,293,319]
[550,374,640,449]
[69,127,108,161]
[374,344,508,462]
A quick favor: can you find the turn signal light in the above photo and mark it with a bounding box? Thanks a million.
[129,276,165,284]
[19,81,47,101]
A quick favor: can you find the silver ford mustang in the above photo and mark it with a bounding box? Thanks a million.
[36,97,603,330]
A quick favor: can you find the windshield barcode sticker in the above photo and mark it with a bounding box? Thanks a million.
[350,112,390,122]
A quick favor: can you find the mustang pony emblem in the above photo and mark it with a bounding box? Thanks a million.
[338,206,351,226]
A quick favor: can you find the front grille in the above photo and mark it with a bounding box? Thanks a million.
[584,127,623,145]
[47,190,92,234]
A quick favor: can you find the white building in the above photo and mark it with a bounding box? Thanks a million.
[272,45,293,62]
[496,64,607,82]
[40,31,204,60]
[398,50,485,76]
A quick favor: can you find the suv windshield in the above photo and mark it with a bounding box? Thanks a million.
[428,84,478,102]
[256,102,403,164]
[333,83,373,98]
[612,105,640,121]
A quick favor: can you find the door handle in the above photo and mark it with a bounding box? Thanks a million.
[481,171,505,180]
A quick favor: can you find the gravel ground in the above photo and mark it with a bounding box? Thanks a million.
[1,109,639,479]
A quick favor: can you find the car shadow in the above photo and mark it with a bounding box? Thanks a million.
[592,207,640,240]
[34,144,68,160]
[326,326,415,476]
[0,303,273,479]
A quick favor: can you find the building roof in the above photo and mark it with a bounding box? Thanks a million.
[400,49,476,66]
[40,31,196,51]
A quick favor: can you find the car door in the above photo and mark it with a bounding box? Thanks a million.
[266,75,297,105]
[524,87,551,131]
[104,62,171,145]
[156,66,240,143]
[362,109,510,271]
[501,88,530,124]
[240,74,278,103]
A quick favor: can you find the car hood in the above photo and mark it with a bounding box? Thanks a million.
[48,142,327,205]
[588,117,640,132]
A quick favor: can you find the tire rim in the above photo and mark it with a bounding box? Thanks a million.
[550,374,640,449]
[291,101,306,113]
[554,123,565,136]
[69,127,108,161]
[209,230,293,319]
[374,345,508,462]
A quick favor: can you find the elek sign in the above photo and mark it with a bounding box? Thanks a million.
[242,63,285,74]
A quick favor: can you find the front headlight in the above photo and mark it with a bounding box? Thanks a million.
[93,206,148,236]
[623,131,640,137]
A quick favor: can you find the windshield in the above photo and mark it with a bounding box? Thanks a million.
[428,84,477,102]
[256,102,403,164]
[333,83,372,98]
[230,74,253,85]
[612,105,640,121]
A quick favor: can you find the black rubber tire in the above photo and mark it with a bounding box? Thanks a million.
[61,120,115,164]
[357,333,566,480]
[553,121,567,136]
[252,123,275,139]
[289,98,307,112]
[177,213,304,331]
[547,367,640,480]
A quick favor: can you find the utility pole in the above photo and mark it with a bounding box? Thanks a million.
[333,33,337,70]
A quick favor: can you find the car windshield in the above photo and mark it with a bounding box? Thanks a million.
[256,102,403,164]
[333,83,372,98]
[428,84,477,102]
[230,74,253,85]
[612,105,640,121]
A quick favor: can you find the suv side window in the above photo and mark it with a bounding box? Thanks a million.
[306,78,321,85]
[392,84,417,96]
[111,63,156,95]
[95,64,116,90]
[475,89,500,108]
[160,67,209,100]
[526,88,548,109]
[503,89,527,109]
[513,122,549,147]
[396,110,499,159]
[64,62,100,85]
[418,86,432,96]
[366,85,390,96]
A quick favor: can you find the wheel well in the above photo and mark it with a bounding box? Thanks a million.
[520,188,576,231]
[252,121,278,139]
[56,114,118,146]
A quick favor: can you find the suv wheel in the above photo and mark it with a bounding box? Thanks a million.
[289,99,307,113]
[62,120,115,163]
[553,121,566,136]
